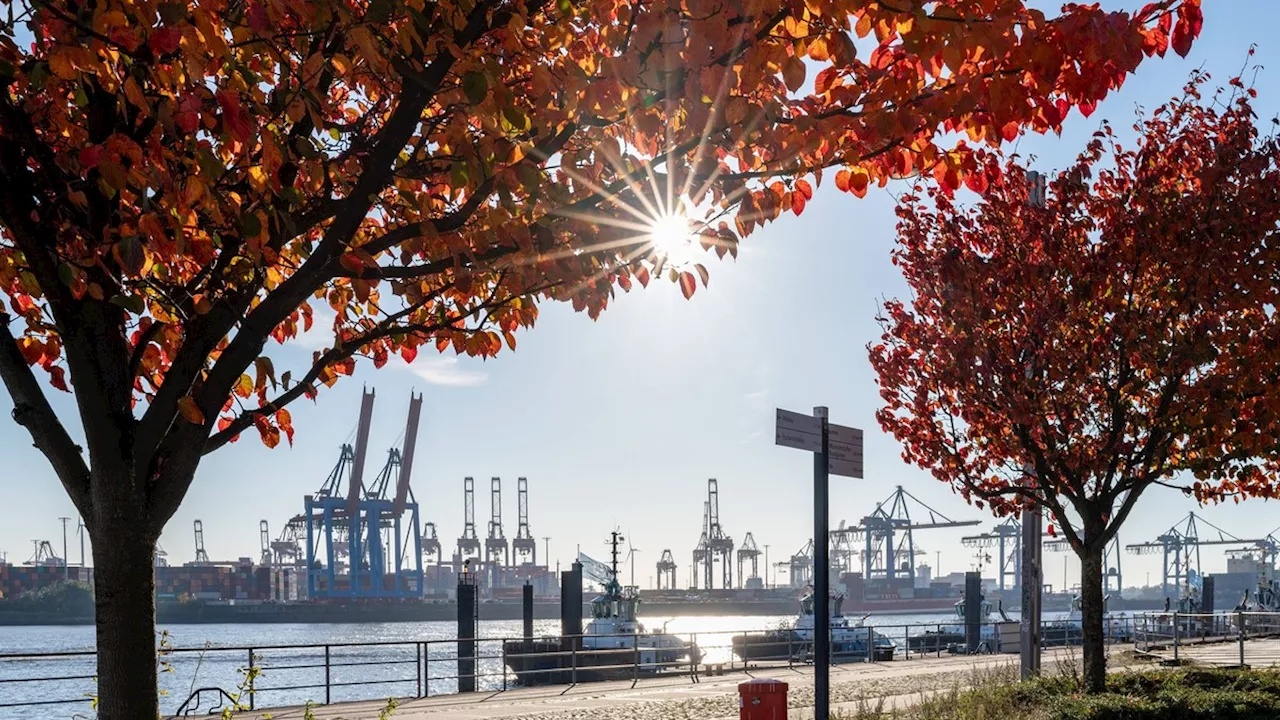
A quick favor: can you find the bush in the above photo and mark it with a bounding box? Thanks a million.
[853,667,1280,720]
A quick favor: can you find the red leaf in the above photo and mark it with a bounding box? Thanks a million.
[636,265,650,288]
[148,26,182,55]
[1171,2,1201,58]
[78,145,103,170]
[850,170,869,198]
[1047,524,1057,538]
[48,366,69,392]
[795,178,814,200]
[176,94,201,133]
[963,170,988,194]
[401,344,418,364]
[678,271,696,299]
[791,190,806,216]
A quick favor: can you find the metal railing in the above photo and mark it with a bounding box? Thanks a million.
[0,617,1128,719]
[1132,611,1280,667]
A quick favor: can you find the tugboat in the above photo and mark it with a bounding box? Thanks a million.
[733,591,896,663]
[503,532,698,686]
[906,596,1002,653]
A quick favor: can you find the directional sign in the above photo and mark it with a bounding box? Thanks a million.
[775,408,821,451]
[776,409,865,478]
[828,424,863,448]
[827,423,864,478]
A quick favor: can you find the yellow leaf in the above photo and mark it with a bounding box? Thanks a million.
[248,166,268,192]
[177,397,205,425]
[235,373,254,396]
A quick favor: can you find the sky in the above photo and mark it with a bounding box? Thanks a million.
[5,1,1280,593]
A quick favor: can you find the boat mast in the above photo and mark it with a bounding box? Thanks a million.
[611,530,622,579]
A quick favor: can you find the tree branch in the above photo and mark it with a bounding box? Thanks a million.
[0,312,92,521]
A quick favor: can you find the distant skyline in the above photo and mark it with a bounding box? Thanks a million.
[6,1,1280,594]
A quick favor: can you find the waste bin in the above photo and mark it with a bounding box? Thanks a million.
[739,678,788,720]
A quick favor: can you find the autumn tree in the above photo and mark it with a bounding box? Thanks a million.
[871,72,1280,693]
[0,0,1198,714]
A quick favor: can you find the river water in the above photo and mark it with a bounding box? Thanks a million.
[0,610,1061,719]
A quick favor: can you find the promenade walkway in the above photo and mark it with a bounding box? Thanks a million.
[244,646,1099,720]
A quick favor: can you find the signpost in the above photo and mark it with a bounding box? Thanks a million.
[776,407,864,720]
[1020,464,1042,679]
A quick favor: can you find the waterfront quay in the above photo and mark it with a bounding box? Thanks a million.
[243,647,1080,720]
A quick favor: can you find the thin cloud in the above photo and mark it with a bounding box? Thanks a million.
[397,356,488,387]
[287,307,487,386]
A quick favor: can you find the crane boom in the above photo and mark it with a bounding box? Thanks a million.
[393,392,423,513]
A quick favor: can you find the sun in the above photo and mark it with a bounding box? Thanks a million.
[647,212,695,261]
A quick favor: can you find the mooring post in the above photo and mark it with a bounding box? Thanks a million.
[964,571,982,654]
[458,573,478,693]
[523,582,534,640]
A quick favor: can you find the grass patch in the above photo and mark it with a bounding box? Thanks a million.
[833,667,1280,720]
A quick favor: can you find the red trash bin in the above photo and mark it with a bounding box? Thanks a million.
[739,678,788,720]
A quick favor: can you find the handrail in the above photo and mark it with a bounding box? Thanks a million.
[0,615,1160,717]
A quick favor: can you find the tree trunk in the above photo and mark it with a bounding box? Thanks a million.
[1079,542,1107,693]
[91,518,159,720]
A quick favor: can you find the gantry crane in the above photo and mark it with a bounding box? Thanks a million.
[193,520,210,565]
[789,539,814,588]
[485,477,509,586]
[829,521,858,577]
[691,479,734,589]
[512,477,537,567]
[259,520,272,566]
[853,486,979,584]
[961,518,1024,591]
[1126,512,1272,597]
[737,532,761,585]
[656,549,677,589]
[304,390,425,599]
[455,477,482,569]
[422,522,442,566]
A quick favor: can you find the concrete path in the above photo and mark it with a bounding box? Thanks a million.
[242,647,1100,720]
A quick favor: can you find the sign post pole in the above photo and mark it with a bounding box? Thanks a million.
[775,405,862,720]
[1020,464,1042,679]
[813,406,830,720]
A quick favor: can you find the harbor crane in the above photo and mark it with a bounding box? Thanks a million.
[691,479,734,589]
[1127,512,1273,597]
[656,549,677,589]
[271,519,305,568]
[961,518,1024,591]
[422,522,443,566]
[852,486,980,584]
[737,532,761,585]
[304,390,426,599]
[259,520,272,566]
[193,520,210,565]
[24,540,62,567]
[789,539,814,588]
[455,477,482,568]
[512,478,538,567]
[829,521,858,577]
[485,477,510,584]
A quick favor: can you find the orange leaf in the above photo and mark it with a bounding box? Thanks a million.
[795,178,813,200]
[782,56,806,93]
[178,396,205,425]
[835,169,851,192]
